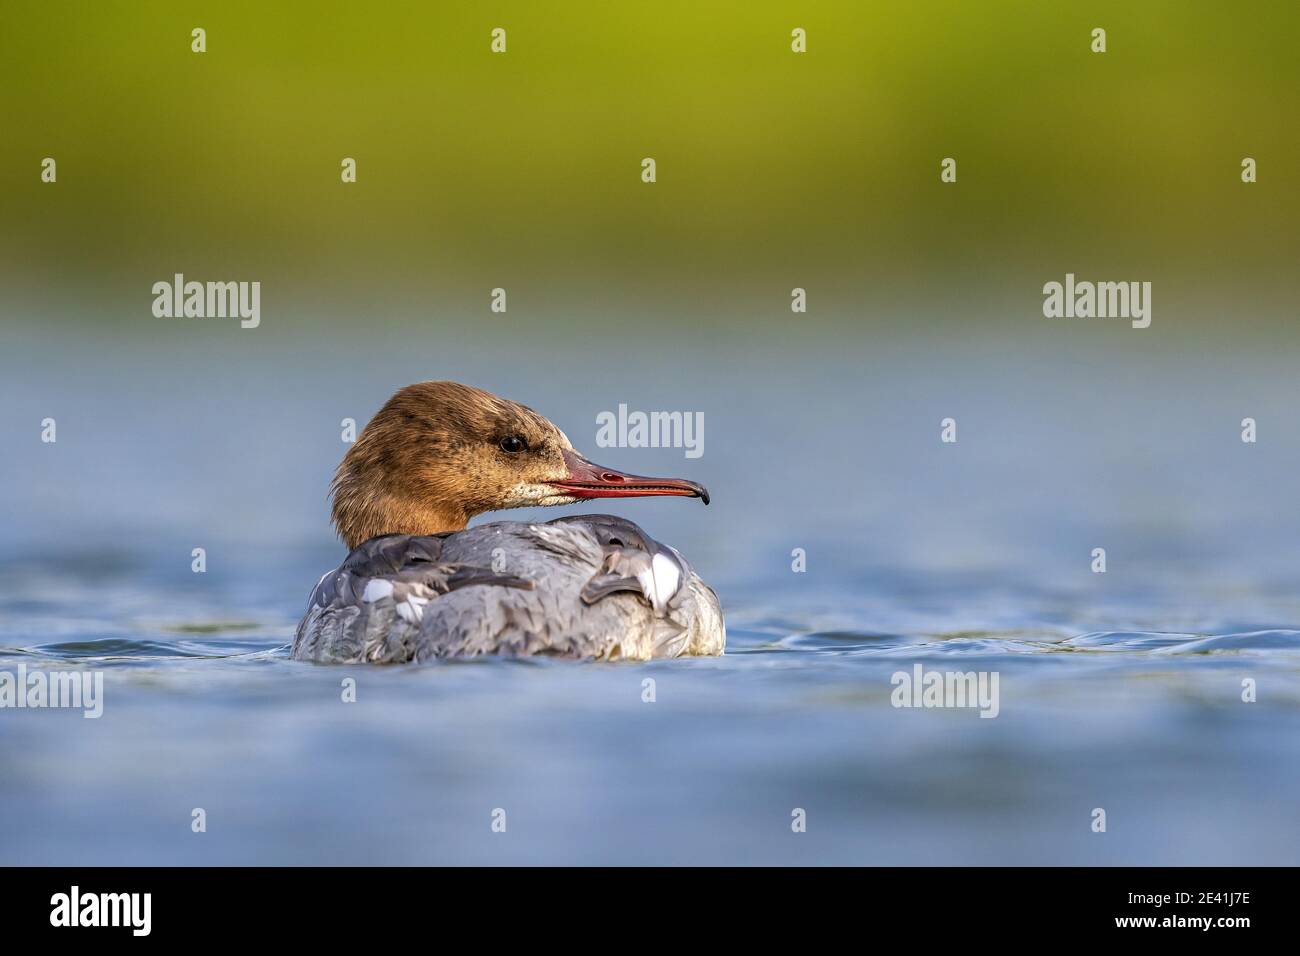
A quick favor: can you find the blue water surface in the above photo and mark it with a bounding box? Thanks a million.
[2,330,1299,864]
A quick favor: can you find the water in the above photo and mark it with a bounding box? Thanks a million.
[3,330,1300,864]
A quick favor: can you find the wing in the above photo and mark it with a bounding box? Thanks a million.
[292,534,533,663]
[418,517,725,660]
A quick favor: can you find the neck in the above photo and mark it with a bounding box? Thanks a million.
[334,490,471,550]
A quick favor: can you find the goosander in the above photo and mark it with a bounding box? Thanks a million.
[292,382,724,662]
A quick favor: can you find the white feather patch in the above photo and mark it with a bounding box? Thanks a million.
[362,579,394,603]
[395,595,427,624]
[638,552,682,613]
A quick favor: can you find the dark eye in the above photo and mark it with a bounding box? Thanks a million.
[499,436,528,454]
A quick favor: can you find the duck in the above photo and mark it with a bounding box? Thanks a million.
[292,382,725,662]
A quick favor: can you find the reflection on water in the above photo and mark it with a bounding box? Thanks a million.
[2,334,1299,863]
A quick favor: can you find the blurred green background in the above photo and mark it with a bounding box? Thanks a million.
[1,0,1297,562]
[2,0,1295,339]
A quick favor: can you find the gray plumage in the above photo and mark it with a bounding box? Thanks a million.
[292,514,725,663]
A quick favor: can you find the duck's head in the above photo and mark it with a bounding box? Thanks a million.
[331,381,709,548]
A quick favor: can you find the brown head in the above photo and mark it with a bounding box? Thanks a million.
[331,381,709,549]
